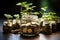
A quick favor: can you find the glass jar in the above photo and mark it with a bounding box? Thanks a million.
[20,15,40,36]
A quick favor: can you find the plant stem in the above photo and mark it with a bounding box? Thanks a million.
[20,6,22,19]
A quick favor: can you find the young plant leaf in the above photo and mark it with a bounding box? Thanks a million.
[4,14,12,19]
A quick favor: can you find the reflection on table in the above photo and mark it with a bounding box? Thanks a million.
[3,32,60,40]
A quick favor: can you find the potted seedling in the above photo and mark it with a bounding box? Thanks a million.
[39,6,50,34]
[16,2,40,36]
[13,14,20,25]
[47,12,59,32]
[3,14,13,33]
[39,6,59,34]
[11,14,21,34]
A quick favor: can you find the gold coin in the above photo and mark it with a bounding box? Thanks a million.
[28,29,32,33]
[23,28,27,33]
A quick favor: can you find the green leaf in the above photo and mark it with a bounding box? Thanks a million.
[4,14,12,19]
[41,6,48,11]
[23,2,27,4]
[16,3,21,6]
[28,3,33,6]
[33,12,39,15]
[16,2,37,16]
[31,6,36,8]
[16,2,27,7]
[14,14,19,19]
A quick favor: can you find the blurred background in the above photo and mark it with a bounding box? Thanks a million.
[0,0,60,19]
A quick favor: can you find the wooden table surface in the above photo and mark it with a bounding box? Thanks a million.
[0,19,60,40]
[3,32,60,40]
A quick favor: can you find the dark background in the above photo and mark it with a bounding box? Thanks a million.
[0,0,60,19]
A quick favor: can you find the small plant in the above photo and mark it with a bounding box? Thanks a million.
[40,6,59,21]
[16,2,35,12]
[16,2,40,36]
[16,2,39,17]
[39,6,59,34]
[42,12,58,21]
[4,14,12,21]
[4,14,13,27]
[3,14,13,33]
[13,14,20,25]
[14,14,20,20]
